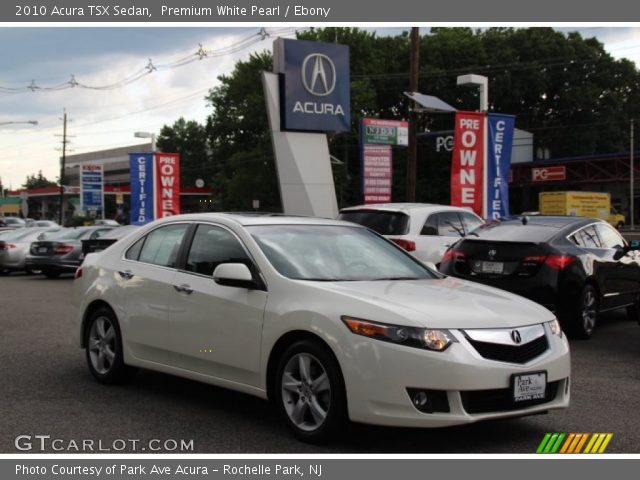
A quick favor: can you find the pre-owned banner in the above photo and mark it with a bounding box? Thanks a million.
[129,153,155,225]
[486,113,515,219]
[451,111,485,216]
[154,153,181,218]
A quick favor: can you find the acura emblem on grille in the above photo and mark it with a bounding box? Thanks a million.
[488,249,497,258]
[511,330,522,344]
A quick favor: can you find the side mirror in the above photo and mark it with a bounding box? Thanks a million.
[613,240,640,260]
[213,263,258,290]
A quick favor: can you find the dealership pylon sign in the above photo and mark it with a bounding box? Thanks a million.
[450,111,515,219]
[129,153,180,225]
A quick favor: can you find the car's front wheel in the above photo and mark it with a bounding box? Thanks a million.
[84,307,129,384]
[567,284,599,339]
[275,340,347,443]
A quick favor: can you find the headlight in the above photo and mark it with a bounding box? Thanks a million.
[341,316,456,352]
[548,319,563,338]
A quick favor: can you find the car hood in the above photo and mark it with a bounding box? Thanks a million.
[313,277,554,329]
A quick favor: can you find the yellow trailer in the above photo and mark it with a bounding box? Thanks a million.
[539,191,625,228]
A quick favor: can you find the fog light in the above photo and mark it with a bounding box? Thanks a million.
[413,391,428,408]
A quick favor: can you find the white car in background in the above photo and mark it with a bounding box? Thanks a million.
[338,203,484,265]
[72,213,569,442]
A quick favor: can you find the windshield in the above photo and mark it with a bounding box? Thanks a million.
[249,225,435,281]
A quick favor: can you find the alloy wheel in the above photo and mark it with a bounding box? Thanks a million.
[280,353,332,432]
[88,316,117,375]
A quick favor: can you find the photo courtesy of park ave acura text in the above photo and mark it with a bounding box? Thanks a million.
[2,21,640,456]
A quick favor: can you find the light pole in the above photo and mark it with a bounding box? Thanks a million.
[134,131,156,151]
[456,74,489,112]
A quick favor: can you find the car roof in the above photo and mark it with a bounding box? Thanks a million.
[339,203,476,214]
[151,213,354,228]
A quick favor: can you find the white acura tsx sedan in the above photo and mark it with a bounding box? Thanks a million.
[71,213,570,442]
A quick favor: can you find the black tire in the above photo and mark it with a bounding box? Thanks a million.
[0,268,11,276]
[274,339,347,443]
[25,267,42,275]
[42,268,61,279]
[626,294,640,324]
[566,284,599,339]
[84,306,130,384]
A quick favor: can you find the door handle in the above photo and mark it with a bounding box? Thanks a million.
[118,270,134,280]
[173,284,194,295]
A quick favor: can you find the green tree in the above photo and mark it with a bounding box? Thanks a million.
[22,170,57,189]
[156,117,210,189]
[174,27,640,209]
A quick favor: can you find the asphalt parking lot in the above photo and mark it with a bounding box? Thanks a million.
[1,273,639,453]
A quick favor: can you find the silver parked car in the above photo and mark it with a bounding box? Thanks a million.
[0,228,64,275]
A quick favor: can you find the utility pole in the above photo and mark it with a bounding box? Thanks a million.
[406,27,420,202]
[631,119,635,229]
[58,110,68,225]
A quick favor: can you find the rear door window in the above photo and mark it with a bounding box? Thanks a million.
[137,224,189,268]
[573,226,602,248]
[437,211,465,237]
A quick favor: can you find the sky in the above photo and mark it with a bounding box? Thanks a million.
[1,26,640,191]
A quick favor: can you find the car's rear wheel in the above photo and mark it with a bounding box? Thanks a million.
[84,307,129,384]
[275,340,347,443]
[567,284,599,339]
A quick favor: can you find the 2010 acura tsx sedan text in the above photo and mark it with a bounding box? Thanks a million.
[71,213,570,442]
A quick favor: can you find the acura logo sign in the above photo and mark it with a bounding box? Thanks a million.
[488,249,497,259]
[511,330,522,344]
[301,53,336,96]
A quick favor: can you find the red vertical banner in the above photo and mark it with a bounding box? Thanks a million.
[154,153,181,218]
[451,111,485,217]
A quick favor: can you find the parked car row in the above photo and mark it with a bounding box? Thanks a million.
[340,204,640,340]
[0,225,117,277]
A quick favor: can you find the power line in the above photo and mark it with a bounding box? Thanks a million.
[0,27,302,94]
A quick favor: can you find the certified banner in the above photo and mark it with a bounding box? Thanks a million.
[362,144,392,204]
[451,111,485,216]
[486,113,515,219]
[129,153,155,225]
[154,153,181,218]
[80,164,104,217]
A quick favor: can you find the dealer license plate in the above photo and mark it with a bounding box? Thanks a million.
[512,371,547,403]
[481,261,504,274]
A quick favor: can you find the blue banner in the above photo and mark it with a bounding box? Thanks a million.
[80,164,104,216]
[129,153,155,225]
[276,38,350,132]
[486,113,515,220]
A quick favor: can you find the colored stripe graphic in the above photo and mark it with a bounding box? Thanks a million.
[537,433,613,454]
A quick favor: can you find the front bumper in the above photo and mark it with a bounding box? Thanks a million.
[340,326,570,427]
